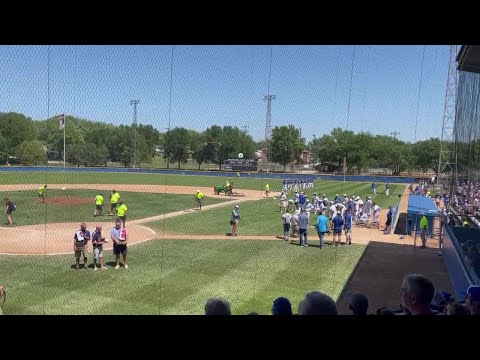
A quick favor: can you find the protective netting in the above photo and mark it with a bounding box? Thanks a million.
[455,70,480,182]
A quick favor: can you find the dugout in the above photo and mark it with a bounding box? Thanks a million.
[406,195,438,237]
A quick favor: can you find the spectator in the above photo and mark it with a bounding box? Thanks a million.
[204,298,231,315]
[298,209,309,247]
[91,225,108,271]
[431,290,452,313]
[4,197,15,226]
[400,274,435,315]
[348,293,369,315]
[445,302,470,316]
[298,291,338,315]
[73,222,91,270]
[272,297,292,316]
[111,220,128,269]
[291,210,300,238]
[332,211,344,246]
[465,245,480,268]
[465,285,480,315]
[316,210,328,249]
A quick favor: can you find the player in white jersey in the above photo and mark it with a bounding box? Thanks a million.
[336,202,346,217]
[372,203,381,228]
[287,199,296,212]
[282,210,292,241]
[329,202,337,221]
[305,200,315,219]
[279,192,288,213]
[364,196,373,219]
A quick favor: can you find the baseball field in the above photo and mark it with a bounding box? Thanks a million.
[0,171,405,314]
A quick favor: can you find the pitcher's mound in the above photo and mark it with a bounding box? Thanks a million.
[34,197,91,205]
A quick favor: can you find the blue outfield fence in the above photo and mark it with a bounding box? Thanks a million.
[0,166,415,184]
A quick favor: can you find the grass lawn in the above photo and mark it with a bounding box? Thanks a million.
[0,171,283,190]
[146,184,405,236]
[2,189,229,226]
[0,239,365,315]
[0,171,407,195]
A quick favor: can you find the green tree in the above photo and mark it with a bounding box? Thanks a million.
[163,127,191,169]
[215,126,256,170]
[271,125,305,171]
[66,143,85,167]
[16,140,47,165]
[0,132,7,164]
[137,124,161,157]
[202,125,223,166]
[0,112,36,155]
[412,138,442,173]
[189,130,206,170]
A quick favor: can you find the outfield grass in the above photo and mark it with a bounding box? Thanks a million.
[0,239,365,315]
[0,171,282,190]
[0,171,407,194]
[146,184,405,236]
[2,189,229,226]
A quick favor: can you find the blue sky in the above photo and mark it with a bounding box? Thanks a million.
[0,45,449,143]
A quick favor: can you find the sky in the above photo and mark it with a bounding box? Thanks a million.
[0,45,450,143]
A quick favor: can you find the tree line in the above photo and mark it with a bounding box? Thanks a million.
[0,112,466,175]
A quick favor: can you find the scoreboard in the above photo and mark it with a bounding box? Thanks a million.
[223,159,258,172]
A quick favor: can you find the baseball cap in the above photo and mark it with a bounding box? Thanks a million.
[272,297,292,315]
[466,285,480,302]
[235,205,239,208]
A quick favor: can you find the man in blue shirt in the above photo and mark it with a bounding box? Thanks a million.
[444,193,449,207]
[344,210,352,245]
[332,212,344,246]
[384,205,394,234]
[298,192,306,211]
[371,182,376,194]
[316,210,328,249]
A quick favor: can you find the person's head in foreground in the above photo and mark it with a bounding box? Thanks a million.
[400,274,435,315]
[204,297,231,315]
[349,293,369,316]
[297,291,338,315]
[271,297,292,316]
[466,285,480,315]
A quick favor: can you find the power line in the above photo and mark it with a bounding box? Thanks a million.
[414,45,426,142]
[346,45,356,130]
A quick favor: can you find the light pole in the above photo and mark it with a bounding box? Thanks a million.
[130,100,140,168]
[312,134,316,171]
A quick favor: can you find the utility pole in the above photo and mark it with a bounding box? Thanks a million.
[130,100,140,169]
